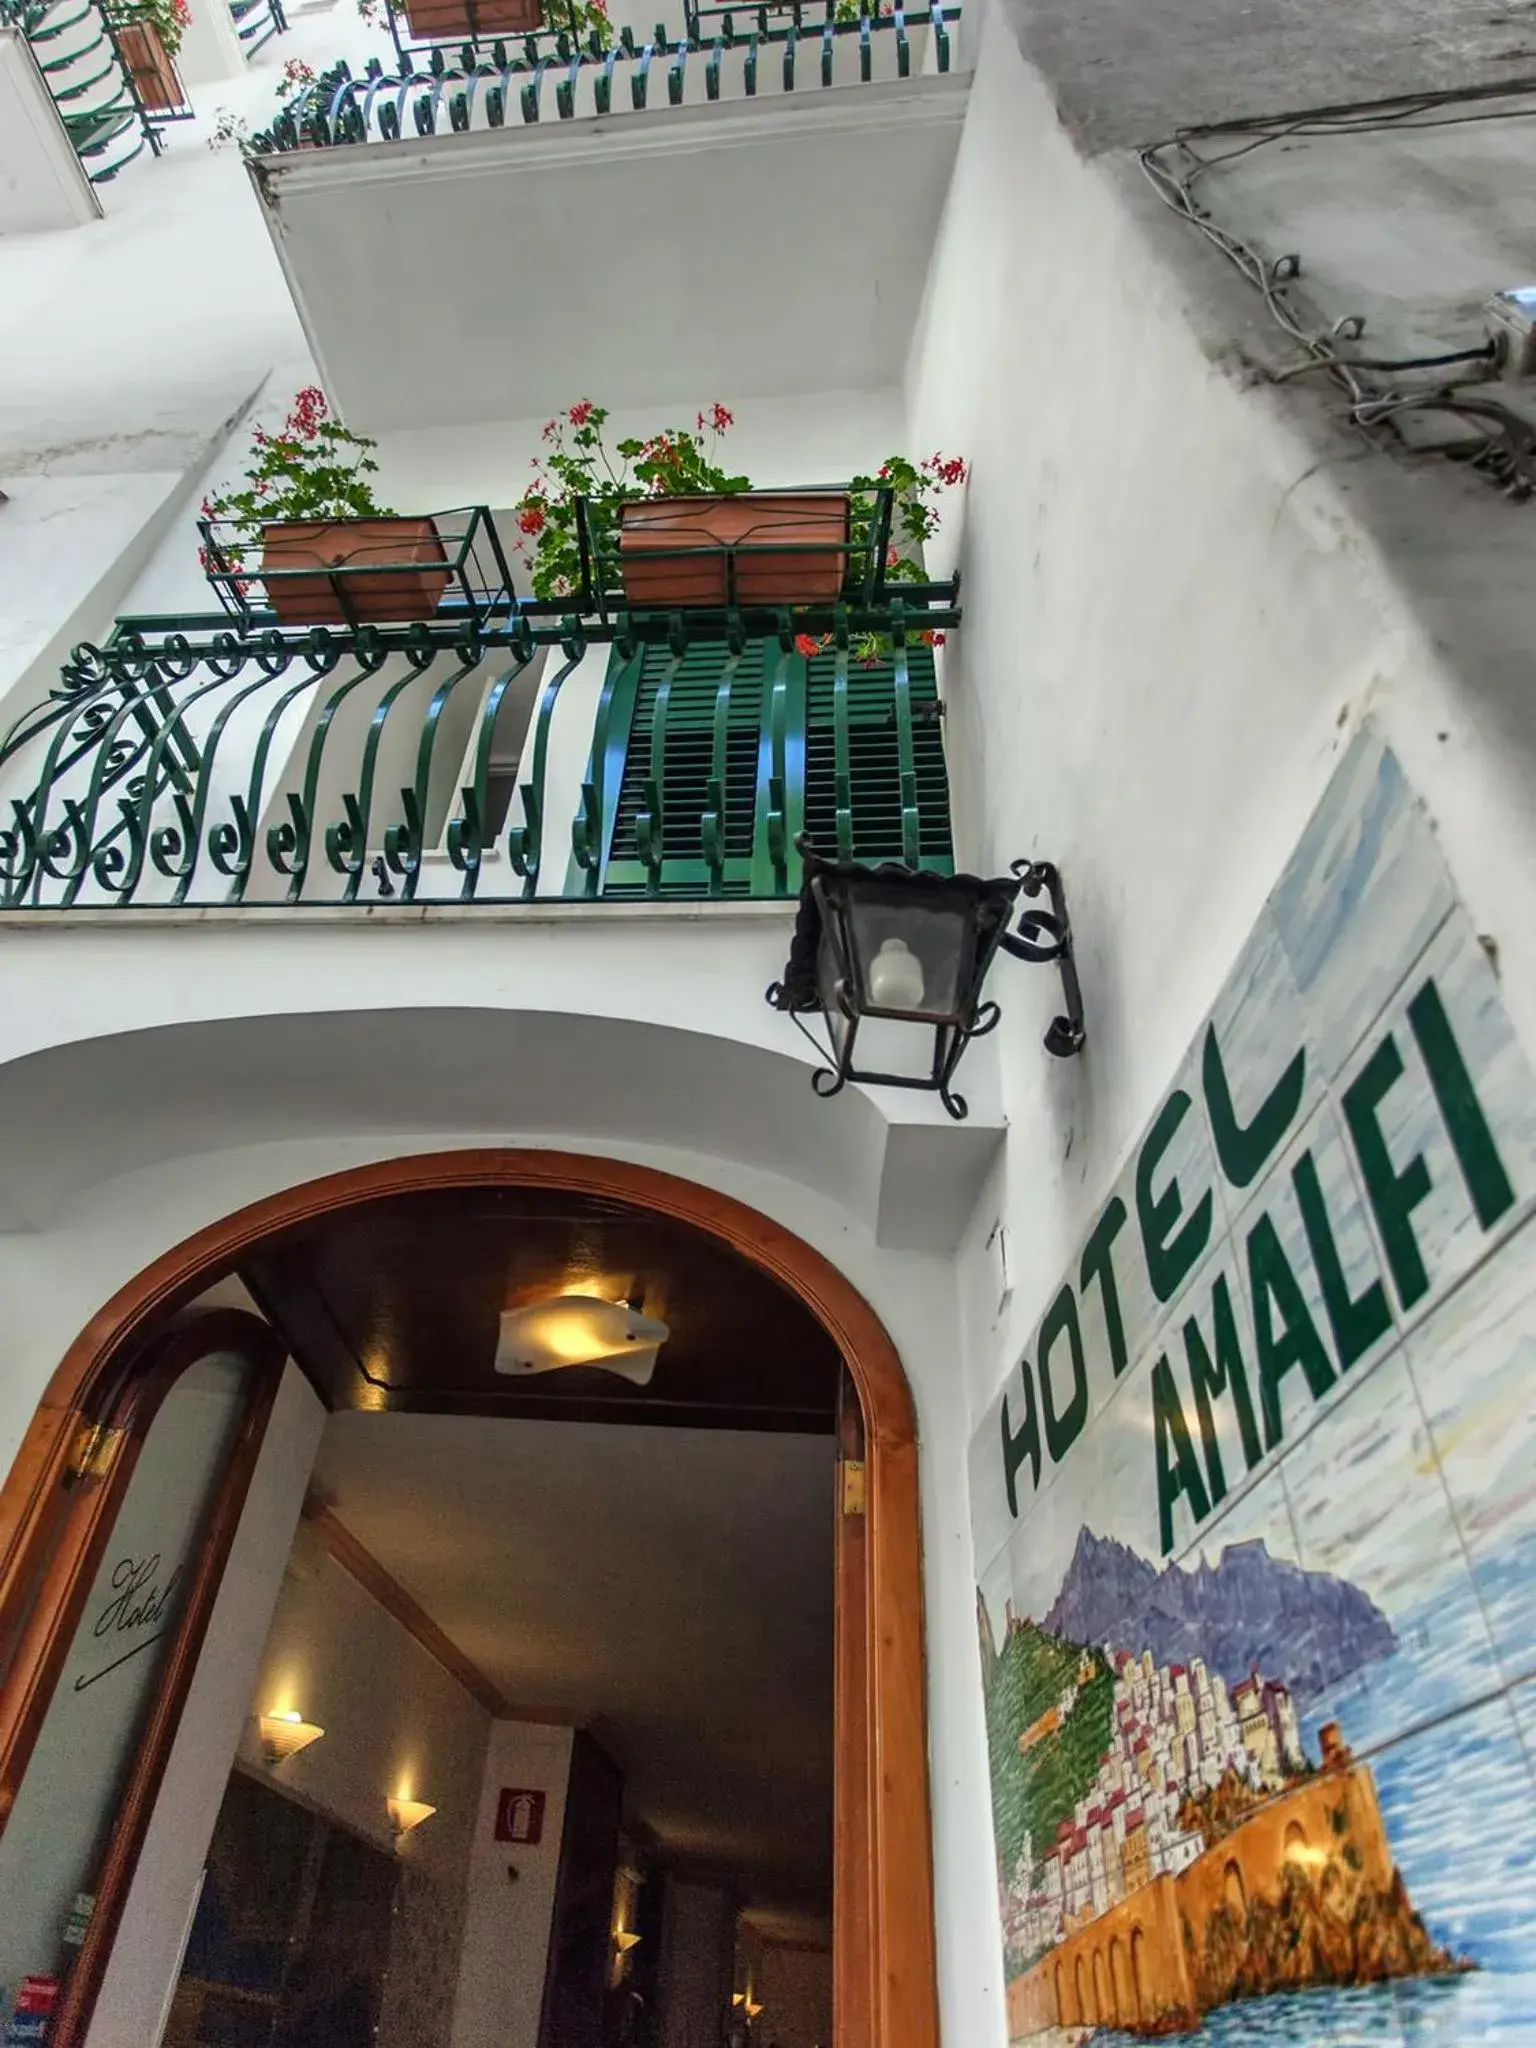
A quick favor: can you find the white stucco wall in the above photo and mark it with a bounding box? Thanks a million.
[907,4,1536,1415]
[902,15,1536,2045]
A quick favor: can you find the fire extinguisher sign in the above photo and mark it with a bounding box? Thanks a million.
[494,1788,546,1844]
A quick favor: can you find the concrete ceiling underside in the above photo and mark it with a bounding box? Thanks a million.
[257,77,968,434]
[312,1412,836,1931]
[1001,0,1536,154]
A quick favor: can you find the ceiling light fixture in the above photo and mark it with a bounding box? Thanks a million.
[494,1295,670,1387]
[259,1711,324,1768]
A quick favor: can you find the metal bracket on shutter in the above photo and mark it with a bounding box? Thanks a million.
[841,1459,867,1517]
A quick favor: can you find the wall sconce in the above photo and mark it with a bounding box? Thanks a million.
[609,1927,642,1989]
[494,1295,670,1387]
[387,1797,437,1839]
[767,838,1085,1120]
[259,1711,324,1768]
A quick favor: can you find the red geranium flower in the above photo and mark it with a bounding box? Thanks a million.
[568,400,596,427]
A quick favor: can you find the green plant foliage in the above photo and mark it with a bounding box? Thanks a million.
[199,387,392,562]
[514,402,966,653]
[513,401,750,601]
[110,0,189,57]
[983,1617,1115,1888]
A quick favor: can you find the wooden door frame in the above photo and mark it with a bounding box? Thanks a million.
[0,1149,939,2048]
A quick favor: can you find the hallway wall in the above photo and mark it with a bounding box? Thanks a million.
[236,1512,493,2048]
[736,1930,831,2048]
[451,1721,577,2048]
[657,1880,736,2048]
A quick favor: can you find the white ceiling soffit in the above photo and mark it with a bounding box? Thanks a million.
[255,78,969,433]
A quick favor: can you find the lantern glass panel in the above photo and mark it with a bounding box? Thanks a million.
[816,918,854,1059]
[847,889,973,1022]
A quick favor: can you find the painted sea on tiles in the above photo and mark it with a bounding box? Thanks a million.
[969,727,1536,2044]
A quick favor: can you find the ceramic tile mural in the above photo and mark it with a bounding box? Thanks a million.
[970,727,1536,2044]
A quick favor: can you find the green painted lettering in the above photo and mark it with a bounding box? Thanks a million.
[1152,1354,1210,1557]
[1136,1091,1214,1304]
[1342,1034,1432,1310]
[1182,1272,1263,1505]
[1408,977,1516,1230]
[1000,1364,1041,1517]
[1293,1148,1391,1370]
[1038,1286,1090,1464]
[1202,1022,1306,1190]
[1079,1197,1130,1378]
[1248,1211,1336,1449]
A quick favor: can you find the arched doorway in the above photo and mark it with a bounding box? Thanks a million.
[0,1151,936,2048]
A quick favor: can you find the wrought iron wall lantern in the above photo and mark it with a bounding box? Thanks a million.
[766,837,1085,1120]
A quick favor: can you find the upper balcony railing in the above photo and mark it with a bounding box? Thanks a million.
[253,2,956,150]
[0,0,190,181]
[0,496,959,912]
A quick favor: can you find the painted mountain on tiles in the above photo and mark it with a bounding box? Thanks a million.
[1042,1529,1396,1705]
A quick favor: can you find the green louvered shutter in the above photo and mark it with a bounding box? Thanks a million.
[801,639,954,871]
[575,634,953,899]
[597,638,770,898]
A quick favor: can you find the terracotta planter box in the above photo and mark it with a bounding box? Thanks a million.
[402,0,541,38]
[259,517,450,626]
[618,493,851,608]
[116,19,183,111]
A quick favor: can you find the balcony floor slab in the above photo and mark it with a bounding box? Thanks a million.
[254,73,971,432]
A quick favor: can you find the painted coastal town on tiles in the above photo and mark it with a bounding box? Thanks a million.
[970,730,1536,2044]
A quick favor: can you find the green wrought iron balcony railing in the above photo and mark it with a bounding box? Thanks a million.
[253,2,957,150]
[0,499,959,912]
[0,0,180,181]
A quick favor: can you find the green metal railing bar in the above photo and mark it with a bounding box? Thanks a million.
[254,2,958,150]
[0,517,958,911]
[0,0,160,179]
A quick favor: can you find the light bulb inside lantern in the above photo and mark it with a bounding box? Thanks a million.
[867,936,926,1011]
